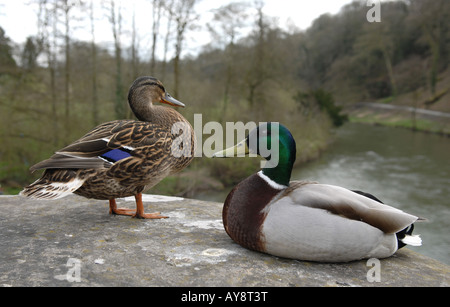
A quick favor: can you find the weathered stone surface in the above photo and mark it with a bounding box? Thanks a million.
[0,195,448,287]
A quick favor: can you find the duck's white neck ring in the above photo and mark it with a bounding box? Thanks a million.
[257,171,288,190]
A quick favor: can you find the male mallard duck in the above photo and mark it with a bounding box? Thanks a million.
[21,76,195,219]
[214,123,423,262]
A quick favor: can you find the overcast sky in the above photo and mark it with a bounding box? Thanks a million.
[0,0,357,58]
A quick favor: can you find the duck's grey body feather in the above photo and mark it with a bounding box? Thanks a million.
[261,181,419,262]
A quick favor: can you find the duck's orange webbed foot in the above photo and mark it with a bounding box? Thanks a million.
[109,199,136,216]
[108,195,169,219]
[133,193,169,219]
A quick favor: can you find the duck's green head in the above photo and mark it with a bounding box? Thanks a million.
[214,123,296,187]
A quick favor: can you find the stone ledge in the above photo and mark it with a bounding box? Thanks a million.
[0,195,448,287]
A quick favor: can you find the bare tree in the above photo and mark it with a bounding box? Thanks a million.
[130,6,140,80]
[89,0,99,125]
[36,0,59,145]
[166,0,199,97]
[246,0,270,108]
[161,0,174,81]
[150,0,163,75]
[62,0,72,126]
[106,0,125,119]
[208,2,249,122]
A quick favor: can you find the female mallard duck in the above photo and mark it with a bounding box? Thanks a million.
[21,76,195,219]
[214,123,423,262]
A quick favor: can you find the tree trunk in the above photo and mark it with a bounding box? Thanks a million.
[90,0,99,126]
[63,1,71,132]
[150,0,162,75]
[161,1,174,81]
[381,44,397,98]
[109,0,125,119]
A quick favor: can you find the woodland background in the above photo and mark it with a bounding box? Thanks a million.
[1,0,449,195]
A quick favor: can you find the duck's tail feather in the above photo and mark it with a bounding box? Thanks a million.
[396,224,422,249]
[20,177,85,200]
[400,234,422,247]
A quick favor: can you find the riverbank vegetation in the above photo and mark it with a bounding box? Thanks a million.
[347,103,450,136]
[1,0,449,195]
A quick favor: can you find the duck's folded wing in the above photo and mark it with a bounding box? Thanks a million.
[30,154,107,171]
[30,133,124,172]
[287,182,419,234]
[30,121,163,172]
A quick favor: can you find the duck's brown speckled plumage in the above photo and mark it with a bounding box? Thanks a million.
[21,77,195,219]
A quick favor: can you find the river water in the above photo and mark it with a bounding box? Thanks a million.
[195,123,450,264]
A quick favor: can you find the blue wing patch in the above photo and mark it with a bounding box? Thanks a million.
[100,148,132,163]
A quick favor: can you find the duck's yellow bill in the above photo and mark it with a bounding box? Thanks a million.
[213,139,249,158]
